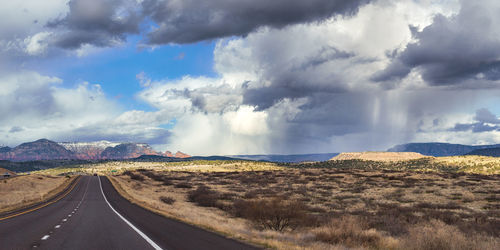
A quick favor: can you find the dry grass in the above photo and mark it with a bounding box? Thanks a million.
[434,155,500,174]
[288,155,500,175]
[0,174,72,213]
[400,220,498,250]
[37,160,284,176]
[111,167,500,249]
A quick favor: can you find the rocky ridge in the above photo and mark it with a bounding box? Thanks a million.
[0,139,190,161]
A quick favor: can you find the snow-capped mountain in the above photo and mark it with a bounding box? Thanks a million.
[0,139,190,161]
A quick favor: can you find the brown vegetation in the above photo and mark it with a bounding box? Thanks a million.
[111,166,500,249]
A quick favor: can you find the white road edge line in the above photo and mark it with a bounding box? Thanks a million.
[98,176,163,250]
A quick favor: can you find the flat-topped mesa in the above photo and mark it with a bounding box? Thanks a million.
[330,152,430,162]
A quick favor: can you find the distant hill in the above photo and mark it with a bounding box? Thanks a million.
[388,142,500,157]
[0,139,75,161]
[0,159,94,173]
[189,156,241,161]
[466,147,500,157]
[101,143,159,159]
[0,139,191,162]
[331,152,428,162]
[132,155,241,162]
[0,147,11,153]
[132,155,185,162]
[0,167,16,177]
[231,153,339,163]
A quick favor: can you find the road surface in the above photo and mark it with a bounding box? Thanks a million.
[0,176,259,250]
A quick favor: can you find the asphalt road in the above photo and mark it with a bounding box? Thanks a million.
[0,176,259,250]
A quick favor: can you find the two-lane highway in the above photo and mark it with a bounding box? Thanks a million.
[0,176,259,250]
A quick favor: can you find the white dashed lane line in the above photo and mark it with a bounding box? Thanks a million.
[41,235,50,240]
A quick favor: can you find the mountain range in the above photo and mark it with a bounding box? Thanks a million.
[388,142,500,157]
[0,139,190,161]
[2,139,500,163]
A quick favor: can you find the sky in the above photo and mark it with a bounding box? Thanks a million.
[1,0,500,155]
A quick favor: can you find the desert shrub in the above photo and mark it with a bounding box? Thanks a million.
[142,171,165,182]
[315,216,385,248]
[123,171,144,181]
[159,196,175,205]
[415,202,463,210]
[369,203,419,236]
[188,185,220,207]
[218,192,237,201]
[399,220,498,250]
[174,182,193,189]
[243,190,258,199]
[233,197,306,231]
[161,179,173,186]
[130,174,144,181]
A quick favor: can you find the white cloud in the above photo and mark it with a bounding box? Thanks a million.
[0,0,69,40]
[223,106,269,136]
[0,71,173,148]
[24,32,52,55]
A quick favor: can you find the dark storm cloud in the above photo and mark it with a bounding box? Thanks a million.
[243,47,356,110]
[450,108,500,133]
[142,0,371,44]
[475,108,500,124]
[373,1,500,86]
[47,0,141,49]
[182,84,242,113]
[9,127,24,133]
[68,124,171,145]
[295,46,355,71]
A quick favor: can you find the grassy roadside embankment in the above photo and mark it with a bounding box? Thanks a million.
[0,174,75,214]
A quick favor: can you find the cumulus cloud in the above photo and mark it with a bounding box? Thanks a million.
[0,71,172,148]
[2,0,374,54]
[47,0,142,49]
[136,0,482,155]
[142,0,372,44]
[373,0,500,86]
[5,0,500,155]
[451,108,500,133]
[24,32,52,55]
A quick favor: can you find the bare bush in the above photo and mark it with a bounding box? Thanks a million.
[399,220,500,250]
[123,171,144,181]
[159,196,175,205]
[174,182,193,189]
[233,197,306,231]
[315,216,385,248]
[188,185,220,207]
